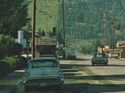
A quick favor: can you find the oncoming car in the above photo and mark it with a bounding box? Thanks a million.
[23,57,64,91]
[91,53,108,66]
[66,51,76,60]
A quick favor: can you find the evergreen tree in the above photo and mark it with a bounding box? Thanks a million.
[0,0,30,38]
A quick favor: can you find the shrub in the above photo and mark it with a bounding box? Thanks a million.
[16,57,28,69]
[0,34,23,59]
[4,57,18,71]
[0,61,10,78]
[81,43,95,54]
[0,56,28,79]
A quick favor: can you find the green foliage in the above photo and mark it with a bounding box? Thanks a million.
[28,0,59,32]
[81,43,95,54]
[95,39,104,48]
[0,35,13,58]
[0,61,10,78]
[4,57,17,70]
[58,0,125,41]
[16,57,28,69]
[0,56,28,78]
[9,42,23,56]
[0,0,30,37]
[0,34,23,59]
[67,39,96,54]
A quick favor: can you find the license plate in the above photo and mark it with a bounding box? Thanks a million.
[40,83,47,86]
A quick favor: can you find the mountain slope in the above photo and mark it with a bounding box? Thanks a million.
[28,0,59,32]
[63,0,125,40]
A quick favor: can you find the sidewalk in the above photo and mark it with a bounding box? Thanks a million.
[0,70,25,93]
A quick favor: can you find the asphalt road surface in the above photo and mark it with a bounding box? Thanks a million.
[17,56,125,93]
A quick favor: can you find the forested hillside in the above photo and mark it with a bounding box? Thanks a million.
[62,0,125,41]
[28,0,125,42]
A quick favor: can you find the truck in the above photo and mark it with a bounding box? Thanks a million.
[36,36,57,57]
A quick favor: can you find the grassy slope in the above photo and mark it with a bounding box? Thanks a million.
[28,0,59,32]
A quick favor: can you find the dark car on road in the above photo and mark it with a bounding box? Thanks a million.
[66,51,76,60]
[91,53,108,66]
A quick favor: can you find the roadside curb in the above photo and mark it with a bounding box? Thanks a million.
[0,84,21,93]
[0,70,25,93]
[0,86,16,93]
[0,90,14,93]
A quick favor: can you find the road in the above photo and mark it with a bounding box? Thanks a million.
[58,58,125,93]
[13,56,125,93]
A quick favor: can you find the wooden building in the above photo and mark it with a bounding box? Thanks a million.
[117,41,125,58]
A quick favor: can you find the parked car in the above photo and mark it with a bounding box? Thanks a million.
[23,57,64,91]
[66,51,76,60]
[91,53,108,66]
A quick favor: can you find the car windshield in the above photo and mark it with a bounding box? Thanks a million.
[96,54,102,57]
[31,60,57,68]
[95,53,107,58]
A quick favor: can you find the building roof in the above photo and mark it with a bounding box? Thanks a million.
[117,41,125,46]
[119,44,125,48]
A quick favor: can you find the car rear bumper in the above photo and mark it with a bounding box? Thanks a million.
[92,60,108,64]
[24,78,64,87]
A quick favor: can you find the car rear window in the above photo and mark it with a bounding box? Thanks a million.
[96,54,102,57]
[31,60,57,68]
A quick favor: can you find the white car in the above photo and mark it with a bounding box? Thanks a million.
[23,57,64,91]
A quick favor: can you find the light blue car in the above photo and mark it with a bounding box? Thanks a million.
[23,57,64,91]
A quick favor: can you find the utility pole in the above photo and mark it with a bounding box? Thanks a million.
[62,0,65,47]
[103,11,108,45]
[112,18,117,50]
[103,0,109,46]
[32,0,36,58]
[62,0,66,58]
[112,20,115,50]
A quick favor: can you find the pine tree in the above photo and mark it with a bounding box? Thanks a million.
[0,0,30,38]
